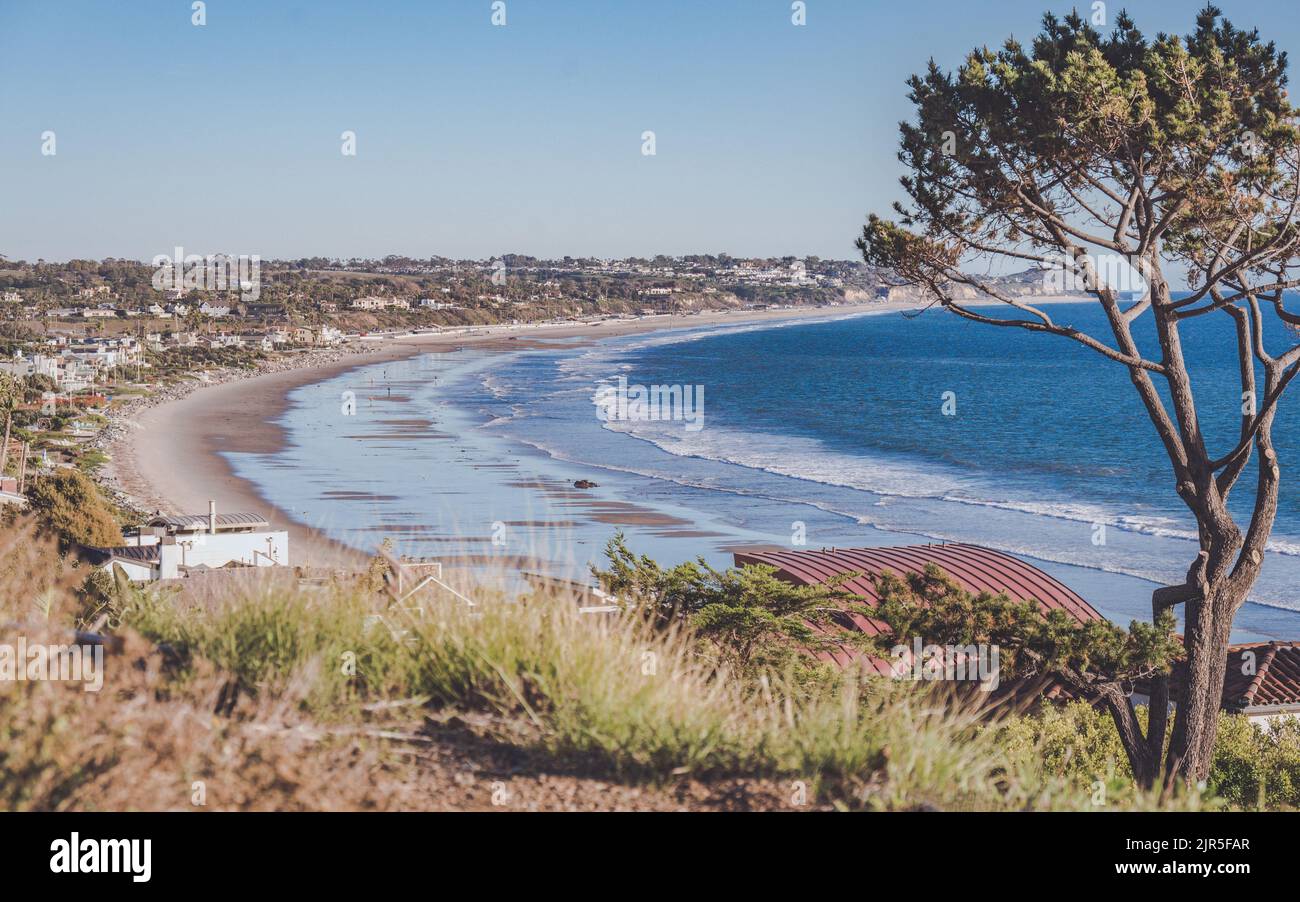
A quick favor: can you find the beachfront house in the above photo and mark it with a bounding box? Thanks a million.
[1170,641,1300,726]
[737,544,1300,724]
[241,333,276,352]
[84,501,288,582]
[1,347,115,390]
[1236,642,1300,723]
[202,333,243,349]
[734,544,1102,674]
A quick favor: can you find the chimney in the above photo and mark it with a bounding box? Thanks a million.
[159,536,179,580]
[208,499,217,534]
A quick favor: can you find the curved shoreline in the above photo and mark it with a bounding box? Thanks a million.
[99,305,898,570]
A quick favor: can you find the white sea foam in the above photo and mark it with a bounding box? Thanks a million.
[599,416,1300,559]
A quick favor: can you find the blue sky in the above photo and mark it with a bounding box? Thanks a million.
[1,0,1297,262]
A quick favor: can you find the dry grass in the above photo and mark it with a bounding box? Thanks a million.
[0,517,1207,811]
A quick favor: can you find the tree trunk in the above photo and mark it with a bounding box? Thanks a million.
[1164,586,1237,782]
[1098,688,1159,788]
[0,411,11,476]
[1056,667,1161,789]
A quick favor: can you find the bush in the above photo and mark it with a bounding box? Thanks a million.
[110,572,1183,809]
[986,701,1135,804]
[1211,714,1300,810]
[25,469,123,547]
[592,532,869,675]
[990,700,1300,810]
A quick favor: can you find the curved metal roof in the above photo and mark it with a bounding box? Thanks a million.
[148,512,269,531]
[733,543,1102,672]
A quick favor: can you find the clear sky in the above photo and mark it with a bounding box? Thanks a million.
[1,0,1296,262]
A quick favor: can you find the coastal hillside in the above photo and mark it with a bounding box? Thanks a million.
[1,509,1297,812]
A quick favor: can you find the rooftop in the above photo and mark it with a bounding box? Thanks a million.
[1221,642,1300,712]
[733,543,1103,672]
[83,544,160,566]
[146,512,269,532]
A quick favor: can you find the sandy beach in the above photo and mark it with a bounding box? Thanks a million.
[100,302,932,569]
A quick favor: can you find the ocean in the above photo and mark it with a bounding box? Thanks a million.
[223,303,1300,642]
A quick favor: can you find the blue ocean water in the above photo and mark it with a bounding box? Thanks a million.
[225,304,1300,641]
[586,302,1300,559]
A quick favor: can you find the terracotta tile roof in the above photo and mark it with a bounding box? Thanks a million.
[1221,642,1300,711]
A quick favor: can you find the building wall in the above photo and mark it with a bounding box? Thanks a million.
[1247,711,1300,729]
[96,558,157,582]
[172,530,289,569]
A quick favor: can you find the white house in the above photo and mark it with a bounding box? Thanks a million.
[350,296,410,311]
[241,334,276,352]
[0,351,30,379]
[85,502,289,582]
[0,476,26,509]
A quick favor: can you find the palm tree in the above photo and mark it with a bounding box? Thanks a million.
[0,373,21,477]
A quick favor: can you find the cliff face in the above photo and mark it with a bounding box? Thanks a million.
[875,267,1090,303]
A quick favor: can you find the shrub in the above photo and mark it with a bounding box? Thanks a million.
[24,469,123,547]
[1211,714,1300,810]
[990,699,1300,811]
[592,532,870,674]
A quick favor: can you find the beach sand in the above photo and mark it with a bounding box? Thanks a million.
[102,303,929,569]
